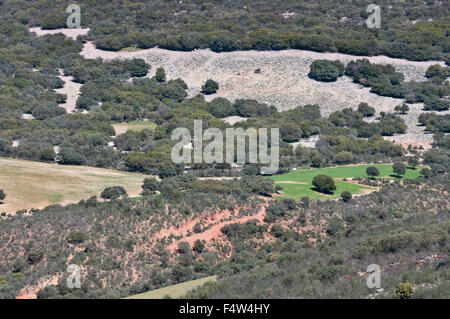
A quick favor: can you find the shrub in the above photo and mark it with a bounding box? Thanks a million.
[0,189,5,201]
[396,282,414,299]
[280,123,302,142]
[357,103,376,117]
[155,68,166,83]
[100,186,128,201]
[308,60,344,82]
[202,79,219,95]
[142,177,160,195]
[420,167,431,178]
[395,103,409,114]
[407,156,419,169]
[67,231,88,244]
[126,59,150,77]
[341,191,352,202]
[334,151,354,164]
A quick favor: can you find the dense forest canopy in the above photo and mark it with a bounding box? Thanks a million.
[0,0,449,61]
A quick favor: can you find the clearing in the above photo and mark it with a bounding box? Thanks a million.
[112,121,157,135]
[0,157,147,214]
[271,164,423,200]
[125,276,217,299]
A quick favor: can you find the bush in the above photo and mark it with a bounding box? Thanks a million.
[101,186,128,201]
[155,68,166,83]
[334,151,354,164]
[280,123,302,142]
[142,177,160,195]
[308,60,344,82]
[341,191,352,202]
[394,103,409,114]
[0,189,5,201]
[67,231,88,244]
[312,175,336,194]
[420,167,431,178]
[202,79,219,95]
[357,103,375,117]
[396,282,414,299]
[126,59,150,77]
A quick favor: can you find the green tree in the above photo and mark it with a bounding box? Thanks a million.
[420,167,431,178]
[392,162,406,178]
[142,177,160,195]
[357,103,375,117]
[341,191,352,202]
[0,189,5,202]
[308,60,344,82]
[366,166,380,179]
[334,151,354,164]
[407,156,419,169]
[100,186,128,201]
[202,79,219,95]
[126,59,149,77]
[395,282,414,299]
[155,68,166,82]
[193,240,205,253]
[280,123,302,142]
[395,103,409,114]
[312,175,336,194]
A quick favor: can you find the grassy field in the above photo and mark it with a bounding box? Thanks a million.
[113,121,157,135]
[125,276,217,299]
[0,157,147,214]
[271,164,423,200]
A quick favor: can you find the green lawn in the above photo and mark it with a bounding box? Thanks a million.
[125,276,217,299]
[271,164,423,200]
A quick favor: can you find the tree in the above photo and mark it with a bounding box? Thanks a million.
[392,162,406,178]
[155,68,166,82]
[407,156,419,169]
[100,186,128,201]
[193,240,205,253]
[341,191,352,202]
[334,151,354,164]
[202,79,219,95]
[395,282,414,299]
[357,103,375,117]
[420,167,431,178]
[142,177,160,195]
[366,166,380,179]
[40,148,56,162]
[395,103,409,114]
[0,189,5,202]
[126,59,149,77]
[12,258,25,273]
[308,60,344,82]
[280,123,302,142]
[312,175,336,194]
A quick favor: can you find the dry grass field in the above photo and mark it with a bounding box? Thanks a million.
[125,276,217,299]
[0,157,147,214]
